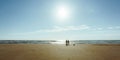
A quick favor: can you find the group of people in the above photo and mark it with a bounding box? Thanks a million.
[65,40,75,46]
[66,40,70,46]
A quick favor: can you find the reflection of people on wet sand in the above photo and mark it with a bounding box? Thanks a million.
[66,40,70,46]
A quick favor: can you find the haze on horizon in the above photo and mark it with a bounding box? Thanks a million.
[0,0,120,40]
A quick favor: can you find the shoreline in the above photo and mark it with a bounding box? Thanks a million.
[0,40,120,44]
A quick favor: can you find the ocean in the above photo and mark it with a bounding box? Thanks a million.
[0,40,120,44]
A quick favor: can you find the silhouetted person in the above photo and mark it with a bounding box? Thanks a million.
[66,40,68,46]
[66,40,70,46]
[68,40,69,44]
[66,40,67,44]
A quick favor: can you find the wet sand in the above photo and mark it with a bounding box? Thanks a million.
[0,44,120,60]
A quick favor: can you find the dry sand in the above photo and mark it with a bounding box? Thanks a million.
[0,44,120,60]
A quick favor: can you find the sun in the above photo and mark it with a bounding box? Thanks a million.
[55,5,70,22]
[57,6,68,19]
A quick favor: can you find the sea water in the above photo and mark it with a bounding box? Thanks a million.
[0,40,120,44]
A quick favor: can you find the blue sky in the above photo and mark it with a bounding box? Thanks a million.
[0,0,120,40]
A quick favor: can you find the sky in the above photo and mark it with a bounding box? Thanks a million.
[0,0,120,40]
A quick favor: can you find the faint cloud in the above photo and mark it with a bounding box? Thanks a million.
[43,25,90,32]
[12,25,90,35]
[11,25,120,36]
[107,27,113,29]
[97,28,103,30]
[107,26,120,30]
[115,26,120,29]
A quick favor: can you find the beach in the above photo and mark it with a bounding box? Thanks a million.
[0,44,120,60]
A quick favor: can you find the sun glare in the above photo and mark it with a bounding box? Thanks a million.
[57,6,68,19]
[54,5,70,22]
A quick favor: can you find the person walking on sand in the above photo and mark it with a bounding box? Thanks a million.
[66,40,67,46]
[66,40,70,46]
[68,40,69,44]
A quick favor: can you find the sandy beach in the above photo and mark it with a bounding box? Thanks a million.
[0,44,120,60]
